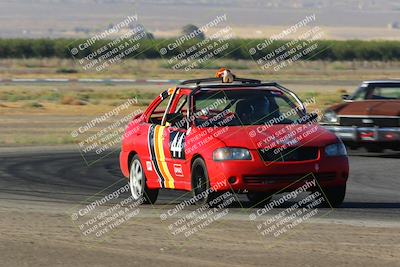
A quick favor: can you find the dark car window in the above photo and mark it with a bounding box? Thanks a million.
[173,94,188,116]
[351,83,400,100]
[370,87,400,99]
[148,95,171,125]
[193,89,304,127]
[167,94,189,129]
[351,87,368,100]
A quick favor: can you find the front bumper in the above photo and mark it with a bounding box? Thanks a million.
[206,152,349,192]
[323,125,400,143]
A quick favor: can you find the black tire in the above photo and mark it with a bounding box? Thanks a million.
[321,185,346,208]
[247,192,273,207]
[365,144,383,153]
[345,144,358,150]
[191,158,213,205]
[129,155,158,204]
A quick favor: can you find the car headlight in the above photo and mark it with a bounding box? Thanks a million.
[321,110,338,124]
[213,148,252,161]
[325,142,347,157]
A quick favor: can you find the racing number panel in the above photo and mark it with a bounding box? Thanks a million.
[169,131,186,160]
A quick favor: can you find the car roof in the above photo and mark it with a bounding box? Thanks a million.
[176,77,284,91]
[362,80,400,84]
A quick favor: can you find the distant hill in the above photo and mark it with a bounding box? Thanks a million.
[0,0,399,39]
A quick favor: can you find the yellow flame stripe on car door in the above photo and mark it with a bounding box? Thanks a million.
[153,126,167,187]
[155,125,175,189]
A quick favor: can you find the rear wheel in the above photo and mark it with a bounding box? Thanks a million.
[247,192,272,207]
[129,155,158,204]
[321,185,346,208]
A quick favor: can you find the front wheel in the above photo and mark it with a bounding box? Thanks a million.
[321,185,346,208]
[191,158,213,205]
[129,155,158,204]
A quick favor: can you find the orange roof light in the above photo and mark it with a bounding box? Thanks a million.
[215,68,235,83]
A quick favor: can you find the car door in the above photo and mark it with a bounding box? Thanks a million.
[140,88,191,191]
[139,89,174,189]
[161,89,192,190]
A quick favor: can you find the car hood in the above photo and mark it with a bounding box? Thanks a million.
[208,124,338,149]
[329,100,400,116]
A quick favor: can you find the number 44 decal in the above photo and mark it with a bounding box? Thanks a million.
[169,132,185,159]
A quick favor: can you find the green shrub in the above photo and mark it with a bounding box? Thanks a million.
[23,101,44,108]
[0,38,399,61]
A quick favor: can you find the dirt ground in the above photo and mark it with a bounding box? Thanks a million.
[1,59,400,266]
[0,201,399,267]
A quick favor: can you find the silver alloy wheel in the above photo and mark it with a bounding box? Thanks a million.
[129,159,144,200]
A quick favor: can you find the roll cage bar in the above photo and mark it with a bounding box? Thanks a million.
[159,76,307,127]
[179,77,306,113]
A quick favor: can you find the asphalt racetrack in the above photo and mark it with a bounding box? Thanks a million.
[1,147,399,266]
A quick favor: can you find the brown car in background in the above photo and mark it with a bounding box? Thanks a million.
[321,80,400,152]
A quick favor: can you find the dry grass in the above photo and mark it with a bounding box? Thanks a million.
[59,95,87,105]
[22,101,44,108]
[0,83,343,147]
[1,58,399,81]
[0,59,398,146]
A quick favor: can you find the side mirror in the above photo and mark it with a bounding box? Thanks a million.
[341,94,349,100]
[165,113,184,126]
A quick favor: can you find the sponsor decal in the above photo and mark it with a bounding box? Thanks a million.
[173,164,184,177]
[146,161,153,171]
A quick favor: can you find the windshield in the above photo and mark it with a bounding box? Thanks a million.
[193,89,305,127]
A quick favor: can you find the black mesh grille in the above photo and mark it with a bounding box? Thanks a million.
[258,147,319,162]
[243,173,336,185]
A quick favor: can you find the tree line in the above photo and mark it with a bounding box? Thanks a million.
[0,38,399,61]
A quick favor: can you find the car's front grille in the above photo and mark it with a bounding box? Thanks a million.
[243,172,336,185]
[340,117,399,127]
[258,147,319,162]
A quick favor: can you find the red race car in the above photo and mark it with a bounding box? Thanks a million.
[120,70,349,207]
